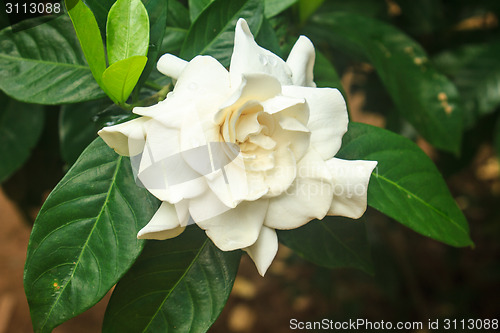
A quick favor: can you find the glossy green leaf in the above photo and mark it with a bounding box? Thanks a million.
[308,12,463,154]
[180,0,264,66]
[0,16,105,104]
[107,0,150,65]
[278,216,372,273]
[337,122,473,247]
[188,0,214,22]
[24,138,159,332]
[82,0,115,33]
[59,100,110,165]
[160,0,190,55]
[167,0,190,29]
[81,0,167,92]
[0,93,44,183]
[434,42,500,128]
[136,0,168,91]
[65,0,106,84]
[101,55,148,104]
[161,27,188,55]
[314,51,345,96]
[255,17,281,55]
[103,226,241,332]
[264,0,297,18]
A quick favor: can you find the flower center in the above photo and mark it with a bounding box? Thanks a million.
[219,101,280,172]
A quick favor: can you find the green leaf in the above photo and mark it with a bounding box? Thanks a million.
[337,122,473,247]
[107,0,150,65]
[82,0,115,33]
[264,0,297,18]
[308,12,463,154]
[101,55,148,104]
[255,17,281,56]
[313,0,387,19]
[103,226,241,332]
[167,0,191,29]
[0,16,105,104]
[82,0,167,80]
[433,42,500,128]
[298,0,324,24]
[180,0,264,66]
[84,0,167,96]
[59,100,109,165]
[188,0,214,22]
[135,0,168,92]
[24,138,159,332]
[314,51,345,96]
[0,93,44,183]
[65,0,107,84]
[161,27,188,55]
[159,0,190,55]
[278,216,372,273]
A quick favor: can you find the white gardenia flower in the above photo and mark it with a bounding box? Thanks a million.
[98,18,377,276]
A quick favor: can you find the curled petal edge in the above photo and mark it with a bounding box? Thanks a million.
[137,201,188,240]
[326,158,378,219]
[157,53,188,80]
[98,117,149,156]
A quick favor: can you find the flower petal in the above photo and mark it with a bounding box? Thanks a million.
[135,118,208,204]
[174,55,231,112]
[243,226,278,276]
[188,187,233,222]
[195,199,269,251]
[263,145,297,197]
[235,111,262,142]
[282,86,348,160]
[286,36,316,87]
[133,93,188,128]
[215,74,281,125]
[264,149,333,229]
[140,118,180,163]
[205,150,249,208]
[137,201,188,240]
[243,169,270,200]
[326,158,377,219]
[230,19,292,87]
[98,117,149,156]
[271,117,311,162]
[157,53,188,80]
[261,95,308,125]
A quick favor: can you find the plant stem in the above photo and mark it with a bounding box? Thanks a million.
[144,81,164,91]
[133,84,172,108]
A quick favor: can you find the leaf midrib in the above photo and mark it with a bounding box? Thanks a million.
[124,0,132,60]
[374,173,469,238]
[39,156,124,331]
[0,53,90,69]
[141,239,209,332]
